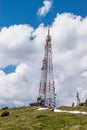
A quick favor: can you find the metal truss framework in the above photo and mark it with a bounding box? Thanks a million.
[38,29,56,107]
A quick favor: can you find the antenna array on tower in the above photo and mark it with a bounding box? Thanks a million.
[37,29,56,107]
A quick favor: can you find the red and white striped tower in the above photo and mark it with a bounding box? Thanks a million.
[37,29,56,107]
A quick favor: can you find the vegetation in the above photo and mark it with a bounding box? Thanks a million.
[0,106,87,130]
[2,107,9,110]
[1,110,9,117]
[79,99,87,106]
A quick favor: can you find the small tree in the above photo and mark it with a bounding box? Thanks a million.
[72,102,74,107]
[79,102,84,106]
[85,99,87,106]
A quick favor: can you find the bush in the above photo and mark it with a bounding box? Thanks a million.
[79,102,84,106]
[1,111,9,117]
[2,107,8,110]
[85,99,87,106]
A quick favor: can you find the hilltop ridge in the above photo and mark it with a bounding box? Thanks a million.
[0,106,87,130]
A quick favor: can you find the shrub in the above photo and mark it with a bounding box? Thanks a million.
[1,111,9,117]
[85,99,87,106]
[2,107,8,110]
[79,102,84,106]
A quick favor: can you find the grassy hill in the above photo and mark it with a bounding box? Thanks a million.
[0,106,87,130]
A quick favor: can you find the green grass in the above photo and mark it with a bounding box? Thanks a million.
[0,106,87,130]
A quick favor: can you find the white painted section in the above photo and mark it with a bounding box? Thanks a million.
[54,109,87,115]
[37,107,48,110]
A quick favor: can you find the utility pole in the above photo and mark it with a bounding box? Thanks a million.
[76,92,80,107]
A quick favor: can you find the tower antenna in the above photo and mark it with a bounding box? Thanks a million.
[48,28,50,36]
[37,29,56,107]
[76,92,80,107]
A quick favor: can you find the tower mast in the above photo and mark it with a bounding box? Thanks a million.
[76,92,80,107]
[37,29,55,107]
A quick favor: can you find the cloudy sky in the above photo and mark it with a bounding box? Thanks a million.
[0,0,87,107]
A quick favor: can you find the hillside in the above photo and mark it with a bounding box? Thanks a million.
[0,106,87,130]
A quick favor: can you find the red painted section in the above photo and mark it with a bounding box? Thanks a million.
[38,29,56,107]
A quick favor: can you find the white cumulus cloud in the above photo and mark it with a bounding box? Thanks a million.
[37,0,52,16]
[0,13,87,107]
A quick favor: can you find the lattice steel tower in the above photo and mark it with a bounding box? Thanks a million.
[37,29,56,107]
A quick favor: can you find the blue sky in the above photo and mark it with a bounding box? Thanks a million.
[0,0,87,28]
[0,0,87,107]
[0,0,86,74]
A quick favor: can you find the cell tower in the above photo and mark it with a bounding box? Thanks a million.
[37,29,56,107]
